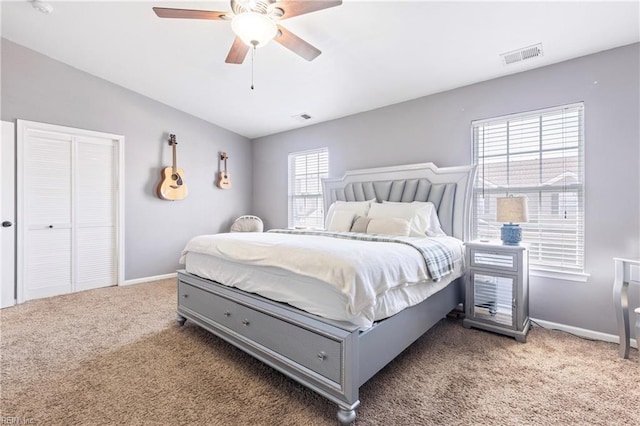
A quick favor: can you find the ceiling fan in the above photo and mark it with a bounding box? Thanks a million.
[153,0,342,64]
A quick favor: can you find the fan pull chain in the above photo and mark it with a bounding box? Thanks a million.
[251,45,256,90]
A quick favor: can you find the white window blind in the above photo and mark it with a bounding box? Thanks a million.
[288,148,329,228]
[472,103,585,272]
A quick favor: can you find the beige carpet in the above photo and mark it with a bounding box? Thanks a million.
[1,279,638,425]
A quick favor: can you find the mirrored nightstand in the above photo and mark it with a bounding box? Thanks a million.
[463,240,530,342]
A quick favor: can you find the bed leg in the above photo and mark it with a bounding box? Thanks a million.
[337,407,356,425]
[176,314,187,326]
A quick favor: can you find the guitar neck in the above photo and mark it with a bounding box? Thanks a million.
[221,152,229,174]
[172,143,177,173]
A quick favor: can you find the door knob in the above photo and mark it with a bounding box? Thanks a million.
[1,221,12,228]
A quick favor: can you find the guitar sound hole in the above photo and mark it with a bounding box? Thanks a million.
[172,174,179,181]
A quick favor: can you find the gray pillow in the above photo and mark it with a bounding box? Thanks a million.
[350,216,371,233]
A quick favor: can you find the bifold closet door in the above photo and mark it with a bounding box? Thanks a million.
[18,121,122,302]
[76,137,117,291]
[23,132,73,300]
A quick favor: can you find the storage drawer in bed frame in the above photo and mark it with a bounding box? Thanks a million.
[176,271,361,413]
[179,280,343,383]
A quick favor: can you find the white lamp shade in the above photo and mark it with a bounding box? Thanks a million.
[231,12,278,48]
[497,196,529,223]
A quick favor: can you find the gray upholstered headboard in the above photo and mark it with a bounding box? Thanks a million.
[322,162,477,241]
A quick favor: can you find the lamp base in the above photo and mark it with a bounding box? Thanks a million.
[501,224,522,245]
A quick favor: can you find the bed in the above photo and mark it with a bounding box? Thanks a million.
[176,162,476,425]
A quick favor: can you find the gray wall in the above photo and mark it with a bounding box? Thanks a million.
[252,43,640,336]
[3,35,639,336]
[1,39,253,280]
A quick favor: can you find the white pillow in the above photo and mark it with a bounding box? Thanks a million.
[365,218,411,237]
[325,199,374,229]
[368,201,445,237]
[326,210,356,232]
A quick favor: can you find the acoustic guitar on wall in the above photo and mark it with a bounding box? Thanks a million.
[157,134,188,201]
[217,152,232,189]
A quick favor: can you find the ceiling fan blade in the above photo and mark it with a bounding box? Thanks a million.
[274,25,321,61]
[225,37,250,64]
[153,7,229,20]
[275,1,342,20]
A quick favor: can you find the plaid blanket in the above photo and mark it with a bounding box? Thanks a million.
[268,229,456,281]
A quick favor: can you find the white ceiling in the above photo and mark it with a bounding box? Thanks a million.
[2,1,639,139]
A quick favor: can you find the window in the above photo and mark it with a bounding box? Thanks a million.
[288,148,329,229]
[472,103,585,273]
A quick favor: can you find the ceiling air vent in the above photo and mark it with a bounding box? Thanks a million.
[292,113,313,122]
[500,43,543,65]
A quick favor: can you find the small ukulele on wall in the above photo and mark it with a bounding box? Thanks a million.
[157,134,188,201]
[217,152,232,189]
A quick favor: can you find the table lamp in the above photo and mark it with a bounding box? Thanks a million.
[497,196,528,245]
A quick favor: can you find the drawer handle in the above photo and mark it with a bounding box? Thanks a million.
[182,294,188,298]
[223,311,231,317]
[242,319,250,326]
[317,352,326,361]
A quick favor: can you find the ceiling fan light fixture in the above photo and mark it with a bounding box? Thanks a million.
[231,12,277,48]
[30,0,53,14]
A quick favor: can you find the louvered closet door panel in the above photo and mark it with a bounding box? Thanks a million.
[76,138,117,291]
[25,228,72,299]
[25,133,72,225]
[24,132,73,299]
[77,227,115,290]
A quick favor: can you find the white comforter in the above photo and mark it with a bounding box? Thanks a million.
[180,231,464,324]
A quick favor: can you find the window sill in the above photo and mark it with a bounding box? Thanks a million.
[530,268,590,283]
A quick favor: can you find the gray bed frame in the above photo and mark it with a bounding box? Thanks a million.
[176,162,476,425]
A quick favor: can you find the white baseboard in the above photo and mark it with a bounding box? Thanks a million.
[122,272,177,286]
[531,317,637,349]
[1,299,16,309]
